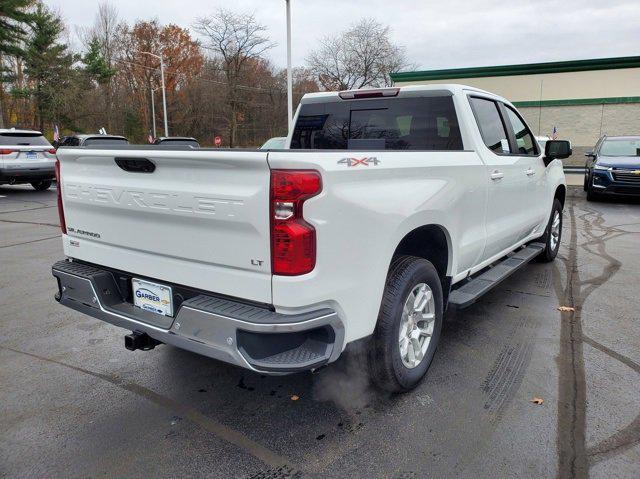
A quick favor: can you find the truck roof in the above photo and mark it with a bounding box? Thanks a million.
[300,84,509,105]
[0,128,43,135]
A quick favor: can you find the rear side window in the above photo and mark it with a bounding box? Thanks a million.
[504,106,537,155]
[290,96,463,150]
[469,97,509,154]
[0,133,51,146]
[83,137,129,146]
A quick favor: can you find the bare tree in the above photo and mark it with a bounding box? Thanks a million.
[78,2,122,130]
[307,18,411,91]
[193,9,275,147]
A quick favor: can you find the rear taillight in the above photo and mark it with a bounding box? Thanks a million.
[0,149,16,154]
[47,148,56,154]
[55,159,67,234]
[270,170,322,275]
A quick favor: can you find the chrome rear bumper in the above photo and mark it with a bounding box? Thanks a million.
[52,259,344,373]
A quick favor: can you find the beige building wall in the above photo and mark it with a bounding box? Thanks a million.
[518,103,640,165]
[396,68,640,103]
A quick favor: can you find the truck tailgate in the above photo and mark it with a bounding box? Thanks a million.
[57,147,272,303]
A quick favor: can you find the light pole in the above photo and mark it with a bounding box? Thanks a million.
[150,85,157,139]
[285,0,293,131]
[140,51,168,137]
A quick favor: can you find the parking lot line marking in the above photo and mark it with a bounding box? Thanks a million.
[0,218,60,227]
[1,345,295,470]
[0,235,60,249]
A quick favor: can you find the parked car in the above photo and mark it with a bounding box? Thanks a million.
[584,135,640,200]
[0,128,56,190]
[536,136,550,152]
[260,136,286,149]
[153,137,200,147]
[51,84,570,392]
[55,134,129,148]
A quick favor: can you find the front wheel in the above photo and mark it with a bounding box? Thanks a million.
[536,198,562,263]
[31,180,52,191]
[368,255,443,392]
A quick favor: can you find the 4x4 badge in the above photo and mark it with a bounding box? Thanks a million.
[338,157,380,167]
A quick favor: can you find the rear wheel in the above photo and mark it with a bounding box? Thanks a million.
[31,180,52,191]
[368,255,443,392]
[536,199,562,263]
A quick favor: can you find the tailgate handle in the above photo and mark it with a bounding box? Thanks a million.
[115,158,156,173]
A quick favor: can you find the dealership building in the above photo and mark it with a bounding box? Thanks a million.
[390,56,640,164]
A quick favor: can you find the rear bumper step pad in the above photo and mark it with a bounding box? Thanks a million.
[52,259,344,373]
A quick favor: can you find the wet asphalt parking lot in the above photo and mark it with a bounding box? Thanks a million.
[1,183,639,479]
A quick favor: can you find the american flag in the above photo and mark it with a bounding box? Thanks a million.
[551,126,558,140]
[53,124,60,142]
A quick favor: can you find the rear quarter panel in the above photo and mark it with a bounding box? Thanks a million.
[268,150,486,344]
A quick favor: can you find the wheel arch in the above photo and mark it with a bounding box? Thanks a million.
[391,224,452,281]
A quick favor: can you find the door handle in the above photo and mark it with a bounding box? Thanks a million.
[490,170,504,180]
[525,168,536,177]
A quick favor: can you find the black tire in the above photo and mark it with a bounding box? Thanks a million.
[31,180,52,191]
[536,198,562,263]
[586,186,599,202]
[583,172,589,191]
[368,255,443,392]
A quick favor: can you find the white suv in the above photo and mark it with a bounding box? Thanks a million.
[0,128,57,190]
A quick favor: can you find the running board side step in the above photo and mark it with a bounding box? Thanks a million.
[448,243,545,309]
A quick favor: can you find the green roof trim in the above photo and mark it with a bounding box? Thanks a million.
[390,56,640,82]
[513,96,640,107]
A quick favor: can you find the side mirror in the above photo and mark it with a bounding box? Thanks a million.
[585,151,596,159]
[544,140,572,166]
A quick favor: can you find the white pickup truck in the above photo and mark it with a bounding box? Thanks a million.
[52,85,570,392]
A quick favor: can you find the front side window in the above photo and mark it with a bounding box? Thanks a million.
[469,97,509,154]
[290,96,463,150]
[504,106,537,155]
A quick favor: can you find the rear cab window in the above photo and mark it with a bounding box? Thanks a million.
[83,137,129,146]
[156,139,200,147]
[0,133,51,147]
[290,96,463,150]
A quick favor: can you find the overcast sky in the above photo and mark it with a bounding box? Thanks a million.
[46,0,640,72]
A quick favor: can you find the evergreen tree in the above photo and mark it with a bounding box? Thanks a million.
[23,2,74,132]
[0,0,35,127]
[83,38,116,84]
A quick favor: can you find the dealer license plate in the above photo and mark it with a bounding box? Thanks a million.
[26,151,38,159]
[132,278,173,316]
